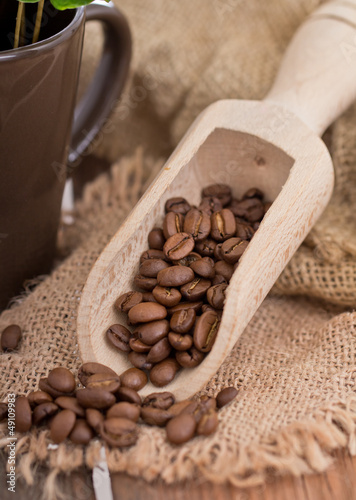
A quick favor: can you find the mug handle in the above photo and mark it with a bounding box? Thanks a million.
[68,2,131,165]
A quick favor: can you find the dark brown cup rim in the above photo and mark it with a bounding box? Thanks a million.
[0,7,84,59]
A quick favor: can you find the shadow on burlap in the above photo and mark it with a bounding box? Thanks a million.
[1,0,356,498]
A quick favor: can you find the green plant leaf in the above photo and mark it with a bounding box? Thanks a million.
[50,0,109,10]
[18,0,41,3]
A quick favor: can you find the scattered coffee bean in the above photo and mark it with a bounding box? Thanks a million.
[106,324,131,353]
[27,390,53,407]
[115,387,142,406]
[140,249,167,263]
[128,351,153,370]
[196,409,219,436]
[100,418,138,447]
[157,265,195,287]
[210,209,236,241]
[149,358,180,387]
[152,286,182,307]
[134,319,170,345]
[168,332,193,351]
[216,387,238,408]
[14,396,32,433]
[133,275,157,291]
[140,258,170,278]
[167,301,203,316]
[107,402,140,422]
[115,291,143,313]
[146,337,171,363]
[165,197,191,215]
[148,227,165,250]
[141,292,157,302]
[166,413,197,444]
[33,402,59,425]
[163,232,195,261]
[78,362,118,387]
[194,310,220,352]
[170,308,196,334]
[86,408,104,432]
[163,212,185,239]
[202,184,232,206]
[120,368,147,391]
[128,302,167,324]
[1,324,22,352]
[206,284,228,310]
[142,392,175,410]
[175,347,205,368]
[55,396,85,417]
[184,208,211,241]
[50,409,76,444]
[0,402,8,421]
[129,338,151,353]
[76,388,116,409]
[140,406,173,426]
[39,378,73,399]
[69,419,94,445]
[190,257,215,279]
[199,196,223,215]
[221,237,248,264]
[48,367,76,394]
[85,373,121,393]
[181,277,211,301]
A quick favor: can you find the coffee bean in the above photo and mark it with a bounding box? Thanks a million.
[183,208,211,241]
[141,292,157,302]
[175,347,205,368]
[157,266,195,287]
[78,363,118,387]
[165,197,191,215]
[50,409,76,444]
[55,397,86,417]
[229,197,264,222]
[198,196,223,215]
[106,324,131,353]
[214,260,234,282]
[14,397,32,433]
[235,223,254,240]
[221,237,248,264]
[1,324,22,352]
[168,332,193,351]
[163,212,185,239]
[140,407,173,426]
[190,257,215,279]
[264,201,272,214]
[86,373,121,393]
[129,338,151,353]
[180,277,211,301]
[115,291,143,313]
[167,301,203,316]
[173,252,201,267]
[100,418,138,447]
[115,387,142,406]
[195,238,216,257]
[178,400,199,419]
[47,367,76,394]
[142,392,175,410]
[140,259,170,278]
[213,242,224,260]
[133,274,157,291]
[242,187,264,200]
[166,413,196,444]
[107,402,140,422]
[199,395,217,412]
[212,274,227,286]
[146,337,171,363]
[134,319,169,345]
[140,249,168,263]
[0,402,7,421]
[27,390,53,407]
[167,399,196,417]
[86,408,104,432]
[69,419,94,445]
[163,233,195,261]
[39,378,73,399]
[206,284,228,309]
[193,311,220,353]
[128,351,153,370]
[148,227,165,250]
[253,222,260,231]
[210,209,236,241]
[128,302,167,324]
[76,389,116,409]
[196,409,218,436]
[170,309,196,334]
[201,304,220,314]
[33,402,59,425]
[120,368,147,391]
[202,184,232,206]
[152,286,182,307]
[216,387,238,408]
[149,358,180,387]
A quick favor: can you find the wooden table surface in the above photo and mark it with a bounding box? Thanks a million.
[1,449,355,500]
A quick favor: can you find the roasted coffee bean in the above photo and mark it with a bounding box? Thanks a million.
[253,222,260,231]
[55,397,85,417]
[33,402,58,425]
[168,399,196,417]
[199,395,217,412]
[163,212,185,239]
[142,392,175,410]
[214,260,234,282]
[264,201,272,214]
[146,337,171,363]
[100,417,138,447]
[242,187,263,200]
[141,292,157,302]
[148,227,165,250]
[14,397,32,433]
[230,197,264,222]
[202,184,232,206]
[195,238,216,257]
[180,277,211,301]
[120,368,147,391]
[212,274,227,286]
[210,209,236,241]
[178,400,199,419]
[106,324,131,353]
[168,332,193,351]
[134,319,169,345]
[152,286,182,307]
[206,284,228,309]
[76,389,116,410]
[198,196,223,215]
[107,402,140,422]
[78,362,119,387]
[129,338,151,353]
[175,347,205,368]
[166,413,197,444]
[193,311,220,353]
[216,387,238,408]
[115,291,143,313]
[163,232,195,261]
[183,208,211,241]
[140,258,170,278]
[190,257,215,279]
[157,266,194,287]
[170,309,196,334]
[167,301,203,316]
[115,387,142,406]
[128,302,167,324]
[39,378,73,399]
[140,406,173,426]
[27,390,53,407]
[140,249,168,263]
[165,197,191,215]
[1,324,22,352]
[221,237,248,264]
[128,351,153,370]
[86,408,104,432]
[48,367,76,394]
[173,252,201,267]
[50,409,76,444]
[86,373,121,393]
[69,419,94,445]
[149,358,180,387]
[0,402,8,421]
[133,274,157,291]
[235,223,254,240]
[196,409,218,436]
[214,242,224,260]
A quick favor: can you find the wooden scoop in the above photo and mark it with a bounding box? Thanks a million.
[78,1,356,400]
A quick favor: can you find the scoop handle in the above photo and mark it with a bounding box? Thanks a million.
[264,1,356,136]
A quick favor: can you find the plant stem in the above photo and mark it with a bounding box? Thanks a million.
[14,2,24,49]
[32,0,45,44]
[20,3,26,46]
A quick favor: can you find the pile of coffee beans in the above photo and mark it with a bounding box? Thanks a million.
[0,362,238,447]
[107,184,269,388]
[1,324,22,352]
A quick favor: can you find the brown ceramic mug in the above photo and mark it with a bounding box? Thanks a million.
[0,1,131,310]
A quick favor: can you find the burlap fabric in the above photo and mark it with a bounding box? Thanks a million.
[1,0,356,497]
